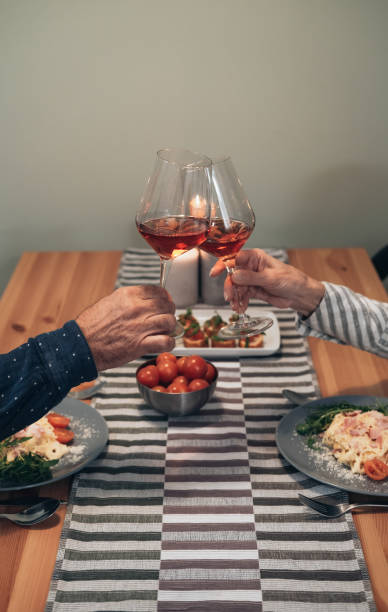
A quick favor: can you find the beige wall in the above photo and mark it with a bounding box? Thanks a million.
[1,0,387,293]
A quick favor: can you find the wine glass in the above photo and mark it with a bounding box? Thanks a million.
[136,148,212,337]
[200,156,273,338]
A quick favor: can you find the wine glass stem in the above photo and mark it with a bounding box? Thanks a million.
[226,264,247,327]
[160,259,169,288]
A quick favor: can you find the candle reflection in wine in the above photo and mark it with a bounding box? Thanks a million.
[189,195,207,218]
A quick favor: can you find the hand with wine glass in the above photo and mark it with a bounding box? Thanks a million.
[211,248,326,317]
[199,156,273,338]
[136,148,212,337]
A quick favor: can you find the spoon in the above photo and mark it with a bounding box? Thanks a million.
[68,379,103,400]
[0,498,60,526]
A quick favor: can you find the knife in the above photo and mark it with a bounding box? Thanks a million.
[0,496,66,506]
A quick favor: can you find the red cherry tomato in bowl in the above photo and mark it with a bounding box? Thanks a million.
[152,385,167,393]
[176,356,187,375]
[136,365,159,388]
[156,352,176,365]
[157,360,178,385]
[183,355,207,380]
[167,381,189,393]
[173,375,189,386]
[204,363,216,383]
[188,378,209,392]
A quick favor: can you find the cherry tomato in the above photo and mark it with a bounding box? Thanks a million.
[152,385,167,393]
[364,458,388,480]
[183,355,207,380]
[157,360,178,385]
[136,365,159,388]
[53,427,74,444]
[173,375,189,386]
[204,363,216,383]
[176,356,187,375]
[188,378,209,392]
[156,352,176,365]
[47,412,70,428]
[167,381,189,393]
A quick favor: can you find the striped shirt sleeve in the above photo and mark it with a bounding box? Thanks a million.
[296,281,388,358]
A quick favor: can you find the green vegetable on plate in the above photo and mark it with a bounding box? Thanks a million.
[296,401,388,450]
[0,436,59,485]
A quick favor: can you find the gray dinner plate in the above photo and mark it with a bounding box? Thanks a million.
[276,394,388,497]
[0,398,109,491]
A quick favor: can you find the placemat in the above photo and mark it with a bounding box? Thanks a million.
[46,248,375,612]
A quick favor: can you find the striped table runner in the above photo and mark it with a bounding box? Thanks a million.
[46,248,375,612]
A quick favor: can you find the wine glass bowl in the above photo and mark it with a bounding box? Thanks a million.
[136,149,212,335]
[200,156,254,268]
[137,216,209,261]
[200,156,272,338]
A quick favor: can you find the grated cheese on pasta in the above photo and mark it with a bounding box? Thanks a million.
[322,410,388,474]
[6,416,69,462]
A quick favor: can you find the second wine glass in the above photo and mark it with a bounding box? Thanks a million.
[136,148,212,337]
[199,156,273,338]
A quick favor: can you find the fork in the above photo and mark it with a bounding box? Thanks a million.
[298,494,388,518]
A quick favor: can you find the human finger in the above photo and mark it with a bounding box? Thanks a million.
[141,334,176,355]
[144,313,176,335]
[231,268,268,288]
[234,250,252,268]
[223,274,234,301]
[209,259,227,277]
[139,286,176,312]
[235,248,272,273]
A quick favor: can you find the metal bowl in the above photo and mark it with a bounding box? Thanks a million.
[136,357,218,417]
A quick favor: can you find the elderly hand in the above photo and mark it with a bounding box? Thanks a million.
[210,249,325,317]
[76,285,176,371]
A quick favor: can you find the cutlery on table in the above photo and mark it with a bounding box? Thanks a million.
[0,498,60,526]
[0,496,57,506]
[0,498,61,525]
[282,389,316,405]
[67,379,103,400]
[298,493,388,518]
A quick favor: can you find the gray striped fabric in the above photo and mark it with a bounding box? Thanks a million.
[297,282,388,358]
[46,248,375,612]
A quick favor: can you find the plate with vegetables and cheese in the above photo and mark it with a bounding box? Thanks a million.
[0,398,108,491]
[276,395,388,497]
[171,308,280,357]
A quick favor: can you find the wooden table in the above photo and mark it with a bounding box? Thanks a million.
[0,248,387,612]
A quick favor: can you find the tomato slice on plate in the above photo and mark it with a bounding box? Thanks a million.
[53,427,75,444]
[364,458,388,481]
[47,412,70,428]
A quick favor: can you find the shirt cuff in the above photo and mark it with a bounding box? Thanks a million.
[295,282,346,345]
[32,320,98,393]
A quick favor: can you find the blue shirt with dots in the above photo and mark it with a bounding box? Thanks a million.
[0,320,98,440]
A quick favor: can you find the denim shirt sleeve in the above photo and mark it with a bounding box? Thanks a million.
[0,320,98,441]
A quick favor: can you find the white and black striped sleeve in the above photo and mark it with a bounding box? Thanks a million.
[296,281,388,359]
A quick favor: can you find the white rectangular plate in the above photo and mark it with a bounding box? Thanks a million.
[173,308,280,357]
